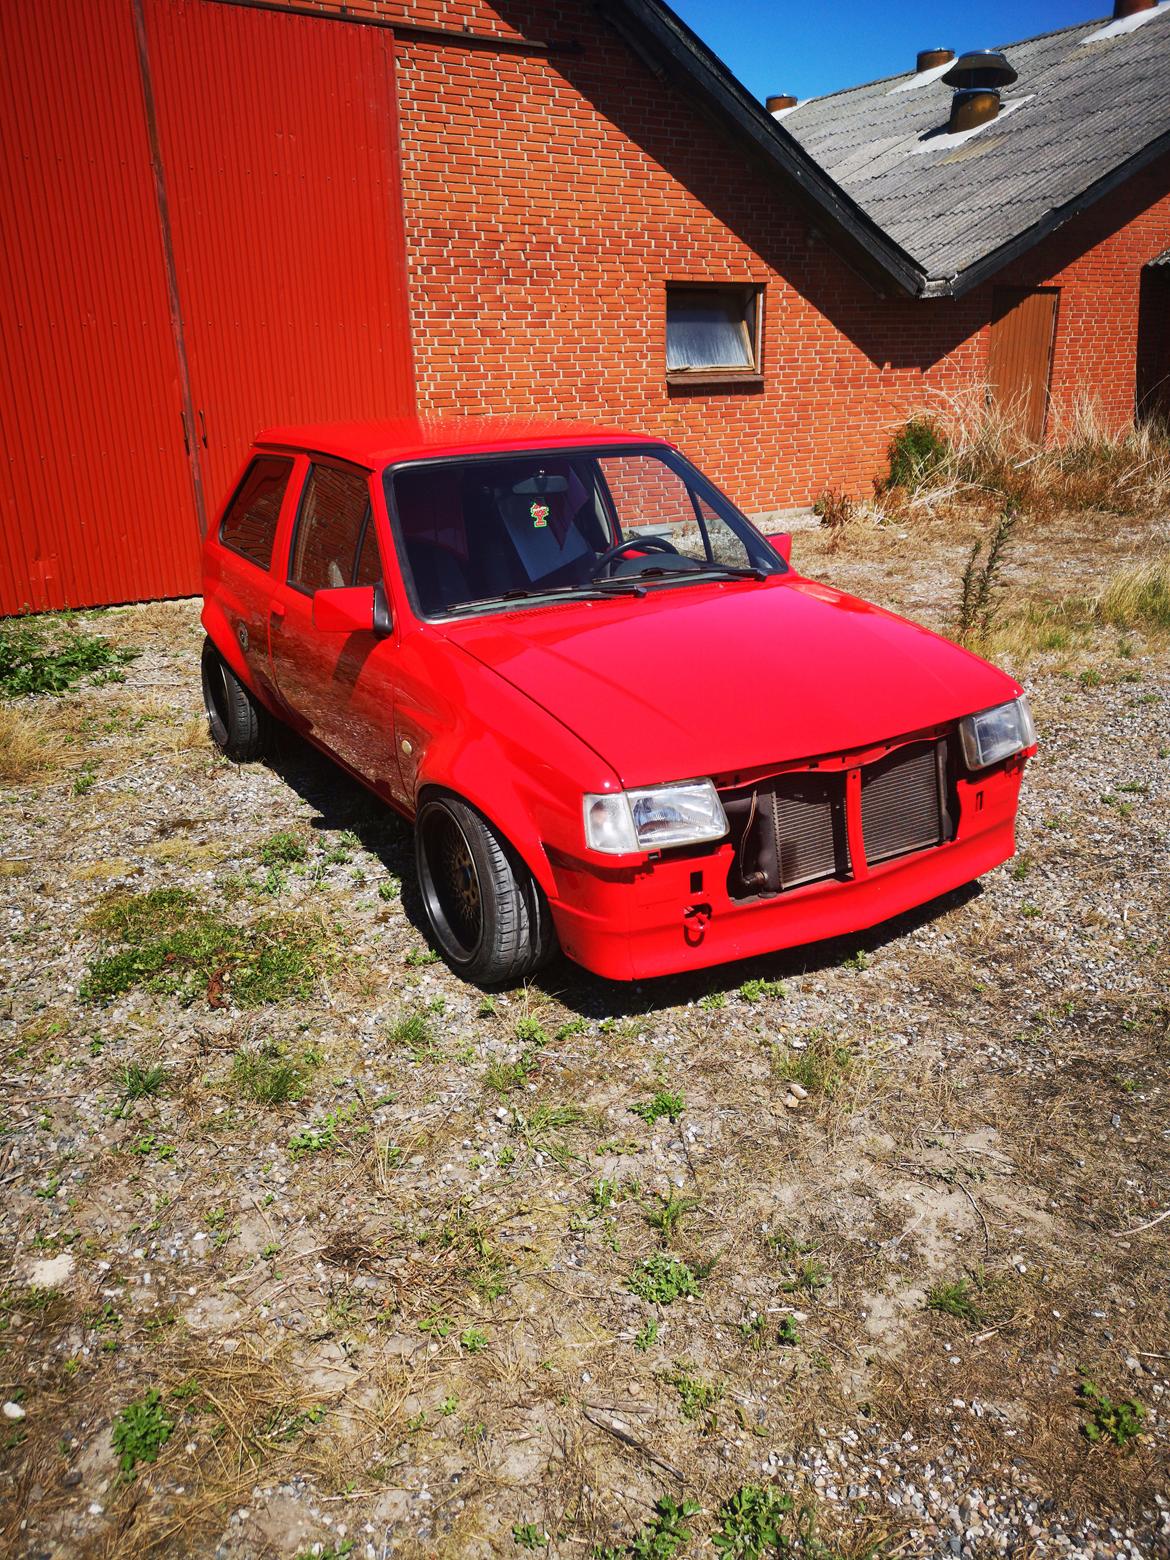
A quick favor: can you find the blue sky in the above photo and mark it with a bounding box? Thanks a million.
[668,0,1105,100]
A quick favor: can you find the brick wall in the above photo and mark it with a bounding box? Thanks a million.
[270,0,1170,508]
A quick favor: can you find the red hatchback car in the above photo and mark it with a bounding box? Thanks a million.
[200,418,1035,984]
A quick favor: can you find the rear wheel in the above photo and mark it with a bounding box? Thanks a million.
[201,636,271,761]
[415,794,556,985]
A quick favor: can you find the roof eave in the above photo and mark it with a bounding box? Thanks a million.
[922,127,1170,299]
[601,0,930,297]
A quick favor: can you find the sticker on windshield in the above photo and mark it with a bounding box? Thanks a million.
[529,501,550,528]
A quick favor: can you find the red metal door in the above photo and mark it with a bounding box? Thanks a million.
[143,0,414,519]
[0,0,200,614]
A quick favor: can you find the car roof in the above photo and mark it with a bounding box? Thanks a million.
[253,416,668,468]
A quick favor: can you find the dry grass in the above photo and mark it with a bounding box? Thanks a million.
[1097,554,1170,632]
[883,393,1170,524]
[0,703,67,786]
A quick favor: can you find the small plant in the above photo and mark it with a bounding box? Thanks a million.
[512,1522,547,1550]
[644,1191,698,1242]
[711,1483,796,1558]
[73,765,97,796]
[404,946,440,967]
[631,1090,685,1126]
[259,831,308,868]
[738,1313,767,1349]
[1079,1375,1146,1448]
[634,1319,659,1352]
[477,995,497,1018]
[740,977,786,1003]
[389,1010,438,1060]
[231,1043,310,1105]
[590,1177,619,1211]
[926,1277,986,1326]
[956,506,1019,648]
[780,1255,829,1296]
[771,1032,852,1097]
[840,949,870,972]
[460,1326,488,1353]
[628,1253,699,1305]
[776,1315,801,1346]
[884,416,948,492]
[594,1497,701,1560]
[112,1388,173,1475]
[661,1362,722,1427]
[514,1015,549,1046]
[698,991,726,1011]
[113,1061,167,1117]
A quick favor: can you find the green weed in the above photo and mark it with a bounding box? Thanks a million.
[926,1277,986,1326]
[884,417,948,492]
[644,1192,698,1242]
[661,1362,722,1427]
[0,615,138,698]
[593,1496,701,1560]
[259,831,308,868]
[231,1043,311,1106]
[1079,1375,1146,1448]
[740,978,786,1003]
[513,1523,547,1550]
[631,1090,685,1126]
[628,1253,699,1305]
[112,1388,173,1476]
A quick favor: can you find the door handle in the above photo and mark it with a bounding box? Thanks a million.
[270,603,286,627]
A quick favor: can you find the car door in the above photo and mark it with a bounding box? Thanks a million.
[214,453,298,707]
[268,459,400,796]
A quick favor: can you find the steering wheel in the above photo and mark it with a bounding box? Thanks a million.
[590,533,681,580]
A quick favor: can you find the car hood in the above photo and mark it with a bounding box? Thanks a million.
[440,576,1021,787]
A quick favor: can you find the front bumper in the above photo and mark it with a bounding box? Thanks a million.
[546,755,1026,981]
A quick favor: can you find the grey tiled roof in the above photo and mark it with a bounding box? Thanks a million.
[781,7,1170,292]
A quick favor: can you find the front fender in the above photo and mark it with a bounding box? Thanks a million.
[200,597,256,689]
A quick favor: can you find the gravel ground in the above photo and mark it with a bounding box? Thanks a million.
[1,508,1168,1559]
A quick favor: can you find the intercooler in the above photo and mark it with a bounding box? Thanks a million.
[723,738,953,899]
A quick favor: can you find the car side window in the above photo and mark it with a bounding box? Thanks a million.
[219,456,293,570]
[289,464,373,594]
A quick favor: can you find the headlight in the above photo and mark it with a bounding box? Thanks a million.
[959,696,1036,770]
[583,779,728,854]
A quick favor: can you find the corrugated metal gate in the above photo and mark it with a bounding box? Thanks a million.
[0,0,413,615]
[987,286,1059,443]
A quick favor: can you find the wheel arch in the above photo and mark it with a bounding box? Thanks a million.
[414,777,558,902]
[200,601,257,693]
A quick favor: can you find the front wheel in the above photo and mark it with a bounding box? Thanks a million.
[415,794,556,985]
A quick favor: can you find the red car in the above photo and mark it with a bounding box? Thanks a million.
[200,419,1035,984]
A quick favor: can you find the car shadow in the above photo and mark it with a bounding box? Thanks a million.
[263,727,984,1018]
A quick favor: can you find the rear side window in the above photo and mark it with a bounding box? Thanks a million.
[219,456,292,570]
[289,464,374,594]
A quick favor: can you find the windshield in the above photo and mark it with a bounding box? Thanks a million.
[384,445,783,618]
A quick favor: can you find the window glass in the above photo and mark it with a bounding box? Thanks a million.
[289,465,372,594]
[598,455,754,570]
[386,446,779,618]
[219,456,292,570]
[666,287,758,372]
[354,519,382,588]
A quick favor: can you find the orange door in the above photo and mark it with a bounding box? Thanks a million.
[143,0,414,518]
[987,287,1059,442]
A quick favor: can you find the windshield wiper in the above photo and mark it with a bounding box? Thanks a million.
[444,581,646,615]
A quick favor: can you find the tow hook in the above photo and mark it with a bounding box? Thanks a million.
[683,903,712,945]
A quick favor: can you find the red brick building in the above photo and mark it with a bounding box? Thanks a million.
[1,0,1168,613]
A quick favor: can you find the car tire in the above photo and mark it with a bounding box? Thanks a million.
[416,793,557,985]
[201,636,271,762]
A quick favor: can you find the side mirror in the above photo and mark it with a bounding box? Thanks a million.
[312,584,391,636]
[764,531,792,564]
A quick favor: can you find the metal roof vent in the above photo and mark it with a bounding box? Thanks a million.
[1114,0,1157,16]
[917,48,955,72]
[942,49,1018,133]
[766,94,798,114]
